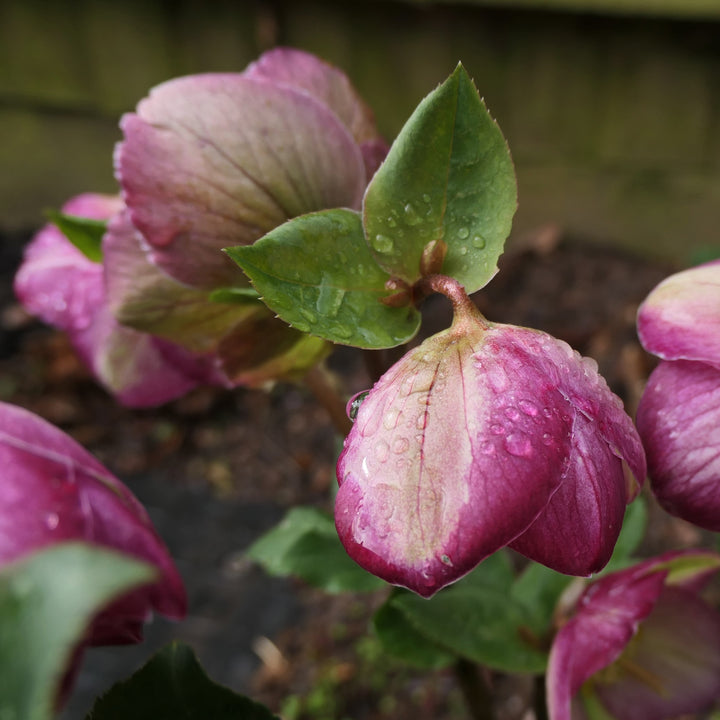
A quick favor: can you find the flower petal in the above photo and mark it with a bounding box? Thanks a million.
[509,411,628,575]
[595,587,720,720]
[103,210,258,353]
[637,260,720,366]
[637,359,720,530]
[117,73,367,288]
[0,402,186,642]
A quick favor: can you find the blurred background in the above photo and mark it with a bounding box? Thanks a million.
[2,0,720,262]
[2,1,720,718]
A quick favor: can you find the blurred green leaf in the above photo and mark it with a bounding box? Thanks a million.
[389,578,547,673]
[603,496,648,573]
[46,210,106,262]
[0,543,155,720]
[363,63,516,292]
[87,643,278,719]
[373,599,455,669]
[511,562,572,637]
[226,209,420,349]
[247,507,386,593]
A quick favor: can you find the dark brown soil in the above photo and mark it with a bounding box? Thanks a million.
[0,230,701,719]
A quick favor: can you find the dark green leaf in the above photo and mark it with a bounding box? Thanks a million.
[0,543,155,720]
[453,549,514,593]
[604,496,648,572]
[46,210,106,262]
[87,643,279,720]
[373,598,455,669]
[363,64,517,292]
[246,507,386,593]
[225,209,421,349]
[390,583,547,674]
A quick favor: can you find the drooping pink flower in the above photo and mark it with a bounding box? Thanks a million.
[0,401,186,644]
[14,194,219,407]
[336,288,645,597]
[636,260,720,530]
[547,550,720,720]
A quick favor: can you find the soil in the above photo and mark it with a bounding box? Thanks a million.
[0,228,703,719]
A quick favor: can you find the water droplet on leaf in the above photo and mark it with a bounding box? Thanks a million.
[472,235,486,249]
[458,227,470,239]
[373,234,394,253]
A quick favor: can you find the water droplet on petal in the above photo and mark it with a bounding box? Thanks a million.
[375,441,389,462]
[441,554,454,567]
[490,423,505,435]
[45,512,59,530]
[505,433,533,457]
[504,406,520,421]
[392,437,409,454]
[519,399,539,417]
[346,390,370,421]
[383,407,401,430]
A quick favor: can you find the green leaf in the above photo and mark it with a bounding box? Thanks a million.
[87,643,279,720]
[363,63,517,293]
[225,209,421,349]
[208,287,262,304]
[46,210,106,262]
[246,507,386,593]
[390,582,547,674]
[453,549,515,593]
[373,598,455,669]
[0,543,156,720]
[511,562,573,637]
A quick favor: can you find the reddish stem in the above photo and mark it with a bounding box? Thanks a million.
[415,274,489,330]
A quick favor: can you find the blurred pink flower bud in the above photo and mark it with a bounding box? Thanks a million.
[636,260,720,530]
[336,292,645,597]
[14,194,220,407]
[0,401,186,645]
[547,550,720,720]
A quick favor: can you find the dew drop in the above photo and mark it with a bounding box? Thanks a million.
[387,216,397,228]
[504,406,520,421]
[422,193,431,203]
[459,246,468,255]
[541,433,554,446]
[45,512,60,531]
[457,227,470,239]
[505,433,533,457]
[519,399,539,417]
[375,441,390,462]
[383,407,401,430]
[472,235,486,249]
[416,413,427,430]
[542,407,553,418]
[441,554,454,567]
[480,442,495,455]
[490,423,505,435]
[373,234,394,253]
[346,390,370,421]
[330,325,352,339]
[404,203,422,225]
[392,437,409,454]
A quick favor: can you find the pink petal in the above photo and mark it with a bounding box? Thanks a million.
[0,402,186,641]
[117,73,367,288]
[509,411,628,575]
[637,260,720,366]
[595,587,720,720]
[637,359,720,531]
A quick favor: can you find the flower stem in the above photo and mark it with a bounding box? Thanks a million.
[415,274,489,330]
[303,363,353,437]
[454,659,496,720]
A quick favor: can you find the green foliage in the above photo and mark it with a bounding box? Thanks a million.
[87,643,278,719]
[0,543,155,720]
[602,496,648,573]
[364,63,516,292]
[46,210,106,262]
[246,507,386,593]
[375,551,547,675]
[225,210,421,349]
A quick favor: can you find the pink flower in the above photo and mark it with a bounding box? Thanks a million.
[636,260,720,530]
[336,294,645,597]
[14,194,218,407]
[0,401,186,644]
[547,550,720,720]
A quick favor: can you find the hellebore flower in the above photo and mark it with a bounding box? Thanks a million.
[14,193,219,407]
[0,401,186,644]
[547,550,720,720]
[336,280,645,597]
[108,46,386,383]
[636,260,720,530]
